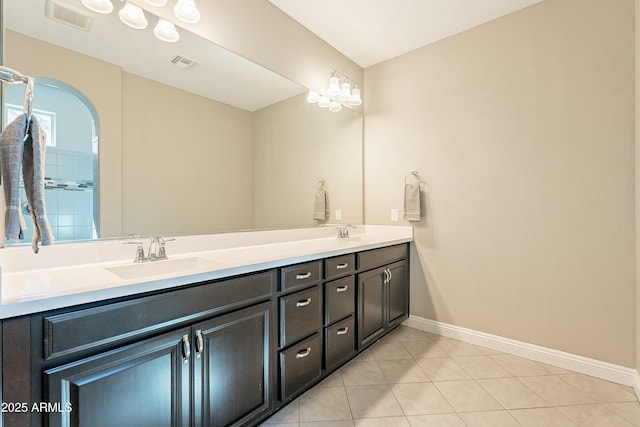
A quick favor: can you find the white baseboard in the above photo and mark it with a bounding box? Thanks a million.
[403,315,639,393]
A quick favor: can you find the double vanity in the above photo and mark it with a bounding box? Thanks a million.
[0,225,412,427]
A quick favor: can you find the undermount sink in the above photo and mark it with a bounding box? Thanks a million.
[106,257,224,280]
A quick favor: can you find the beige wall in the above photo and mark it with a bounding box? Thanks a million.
[252,93,363,229]
[636,0,640,375]
[121,74,254,236]
[4,31,123,237]
[364,0,636,366]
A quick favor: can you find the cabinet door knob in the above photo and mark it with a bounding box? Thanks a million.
[336,285,349,293]
[296,347,312,358]
[195,329,204,359]
[296,272,312,280]
[182,334,191,364]
[336,327,349,336]
[336,262,349,269]
[296,298,312,307]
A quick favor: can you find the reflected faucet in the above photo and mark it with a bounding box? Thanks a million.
[338,224,357,239]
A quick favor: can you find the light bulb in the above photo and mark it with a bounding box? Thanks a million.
[349,86,362,106]
[174,0,201,23]
[338,81,351,101]
[306,90,320,103]
[144,0,168,6]
[119,2,148,29]
[318,96,330,108]
[329,101,342,112]
[80,0,113,14]
[327,76,340,97]
[154,18,180,42]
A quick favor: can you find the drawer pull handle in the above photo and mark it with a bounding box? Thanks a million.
[336,262,349,269]
[195,329,204,359]
[296,298,312,307]
[296,347,312,358]
[296,272,312,280]
[182,334,191,364]
[336,327,349,336]
[336,285,349,293]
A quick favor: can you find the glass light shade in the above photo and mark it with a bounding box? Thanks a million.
[306,90,320,103]
[338,82,351,101]
[327,76,340,97]
[144,0,168,6]
[318,96,331,108]
[80,0,113,14]
[174,0,201,23]
[154,19,180,42]
[329,101,342,112]
[349,86,363,106]
[119,3,148,29]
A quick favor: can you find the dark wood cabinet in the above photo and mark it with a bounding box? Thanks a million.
[357,245,409,349]
[45,328,191,427]
[1,243,409,427]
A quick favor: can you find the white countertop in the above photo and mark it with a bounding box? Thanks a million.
[0,225,412,319]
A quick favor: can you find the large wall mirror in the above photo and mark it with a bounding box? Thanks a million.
[1,0,363,243]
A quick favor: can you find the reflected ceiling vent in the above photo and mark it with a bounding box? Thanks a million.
[45,0,94,31]
[171,55,198,70]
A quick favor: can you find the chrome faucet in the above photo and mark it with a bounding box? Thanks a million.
[338,224,357,239]
[126,236,175,263]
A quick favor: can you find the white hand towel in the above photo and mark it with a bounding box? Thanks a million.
[403,183,421,222]
[313,189,329,221]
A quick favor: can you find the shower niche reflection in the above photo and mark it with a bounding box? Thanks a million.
[4,78,99,242]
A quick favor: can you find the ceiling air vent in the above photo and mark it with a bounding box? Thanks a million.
[45,0,94,31]
[171,55,198,70]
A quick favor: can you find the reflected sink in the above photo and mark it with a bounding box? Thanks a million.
[106,257,224,280]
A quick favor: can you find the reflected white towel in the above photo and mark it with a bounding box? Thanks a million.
[403,183,421,222]
[313,189,329,221]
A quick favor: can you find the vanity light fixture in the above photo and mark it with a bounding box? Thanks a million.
[173,0,201,24]
[118,2,148,29]
[80,0,113,14]
[307,70,362,113]
[154,18,180,42]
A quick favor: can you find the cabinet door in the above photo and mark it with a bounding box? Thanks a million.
[387,260,408,328]
[193,302,272,427]
[357,266,387,348]
[44,328,191,427]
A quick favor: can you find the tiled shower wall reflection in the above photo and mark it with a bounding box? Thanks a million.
[20,148,96,242]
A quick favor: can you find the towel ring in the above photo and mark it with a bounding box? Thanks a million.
[316,180,326,190]
[404,171,420,185]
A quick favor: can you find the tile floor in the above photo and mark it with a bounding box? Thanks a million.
[261,326,640,426]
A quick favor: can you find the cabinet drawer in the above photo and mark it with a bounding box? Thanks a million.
[325,316,356,371]
[279,333,322,401]
[280,261,322,292]
[324,253,355,280]
[43,270,275,360]
[358,244,408,272]
[279,286,322,347]
[324,276,355,325]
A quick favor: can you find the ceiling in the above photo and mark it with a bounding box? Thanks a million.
[269,0,544,68]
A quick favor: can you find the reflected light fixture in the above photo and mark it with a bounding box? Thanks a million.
[80,0,113,14]
[119,2,148,29]
[173,0,201,23]
[154,18,180,42]
[306,91,320,104]
[144,0,169,6]
[338,81,351,101]
[318,96,331,108]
